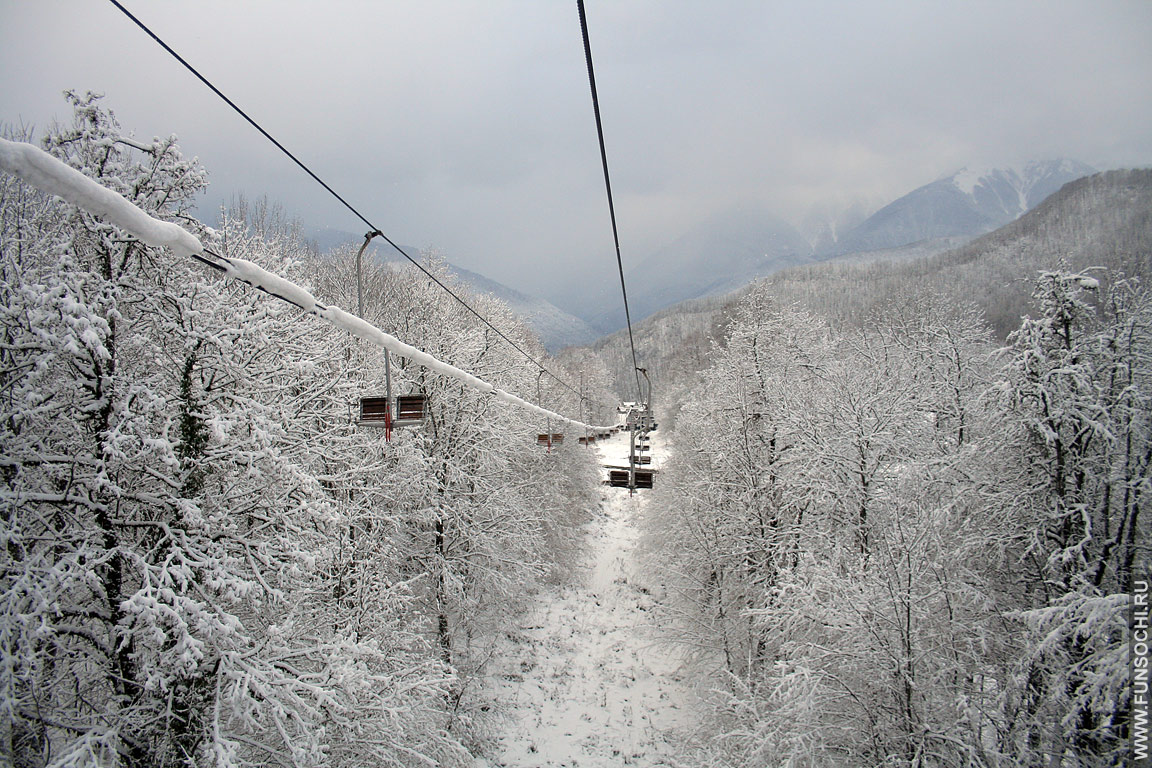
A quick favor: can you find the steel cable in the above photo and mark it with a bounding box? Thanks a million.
[576,0,645,402]
[106,0,584,401]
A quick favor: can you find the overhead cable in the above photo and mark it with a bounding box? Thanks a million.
[105,0,582,401]
[0,136,614,432]
[576,0,644,403]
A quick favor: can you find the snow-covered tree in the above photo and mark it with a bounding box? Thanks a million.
[1,92,602,766]
[649,281,1093,766]
[994,270,1150,766]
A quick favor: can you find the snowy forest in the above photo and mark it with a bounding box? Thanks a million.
[0,94,615,766]
[650,277,1147,765]
[2,94,1149,767]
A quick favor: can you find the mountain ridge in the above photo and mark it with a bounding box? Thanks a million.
[305,159,1099,347]
[572,159,1095,335]
[828,159,1096,256]
[584,167,1150,399]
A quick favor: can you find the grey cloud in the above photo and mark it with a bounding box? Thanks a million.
[2,0,1149,299]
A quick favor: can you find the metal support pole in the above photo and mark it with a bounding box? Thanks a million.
[355,231,389,439]
[580,372,589,446]
[628,426,637,495]
[637,367,652,429]
[355,230,381,320]
[384,350,393,442]
[537,369,550,452]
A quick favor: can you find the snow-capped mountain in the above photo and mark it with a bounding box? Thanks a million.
[829,159,1095,256]
[952,159,1098,219]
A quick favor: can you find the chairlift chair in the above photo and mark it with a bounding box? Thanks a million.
[608,470,630,488]
[536,433,565,448]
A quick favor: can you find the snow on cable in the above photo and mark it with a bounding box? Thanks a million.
[0,137,203,259]
[0,137,610,432]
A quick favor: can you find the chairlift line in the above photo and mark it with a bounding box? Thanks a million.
[576,0,645,403]
[104,0,584,402]
[0,136,613,433]
[196,243,608,431]
[99,1,657,440]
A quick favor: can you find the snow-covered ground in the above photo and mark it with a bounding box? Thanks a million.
[482,430,699,766]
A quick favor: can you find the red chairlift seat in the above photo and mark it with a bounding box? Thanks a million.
[551,433,564,444]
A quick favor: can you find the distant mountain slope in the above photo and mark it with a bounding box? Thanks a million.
[585,168,1151,402]
[831,159,1096,256]
[927,167,1151,334]
[800,194,883,252]
[778,168,1151,337]
[575,162,1096,335]
[305,160,1104,347]
[446,265,600,352]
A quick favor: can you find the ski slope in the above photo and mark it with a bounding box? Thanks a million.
[483,430,699,766]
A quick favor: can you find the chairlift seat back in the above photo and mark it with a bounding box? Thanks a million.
[394,394,426,425]
[358,396,390,426]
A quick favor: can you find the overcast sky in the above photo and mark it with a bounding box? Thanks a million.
[2,0,1150,302]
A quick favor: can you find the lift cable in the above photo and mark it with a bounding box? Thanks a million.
[576,0,644,403]
[105,0,584,401]
[0,136,614,432]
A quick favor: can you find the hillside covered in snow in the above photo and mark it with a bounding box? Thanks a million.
[563,160,1097,334]
[1,93,1146,768]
